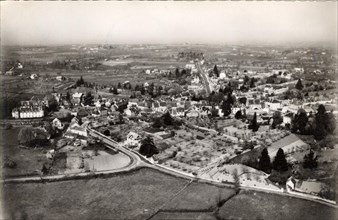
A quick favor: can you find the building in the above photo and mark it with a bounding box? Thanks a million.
[286,177,325,196]
[123,131,141,148]
[56,76,66,81]
[11,97,45,119]
[72,93,83,105]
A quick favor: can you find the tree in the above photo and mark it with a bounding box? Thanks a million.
[103,129,110,136]
[272,148,288,172]
[175,68,180,78]
[272,111,283,129]
[66,92,71,101]
[295,78,304,90]
[152,117,162,128]
[249,112,259,132]
[258,148,271,173]
[83,92,94,106]
[112,87,118,95]
[314,104,334,140]
[18,127,36,145]
[139,136,159,158]
[211,106,219,117]
[249,78,255,88]
[18,127,49,147]
[291,109,308,134]
[163,111,174,126]
[221,101,231,117]
[213,65,219,77]
[232,168,240,192]
[238,97,247,105]
[235,110,242,119]
[303,150,318,169]
[47,95,59,112]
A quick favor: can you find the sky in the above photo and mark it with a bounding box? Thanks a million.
[1,1,337,46]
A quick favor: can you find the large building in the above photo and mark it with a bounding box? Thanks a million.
[11,97,45,119]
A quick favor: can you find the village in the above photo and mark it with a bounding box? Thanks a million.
[2,46,337,205]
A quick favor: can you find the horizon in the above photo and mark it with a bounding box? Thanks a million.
[1,2,337,46]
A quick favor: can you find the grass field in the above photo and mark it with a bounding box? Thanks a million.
[151,211,217,220]
[1,127,50,177]
[4,167,336,220]
[3,168,189,220]
[218,190,337,220]
[163,182,236,211]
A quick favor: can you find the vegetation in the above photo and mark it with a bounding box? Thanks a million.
[295,78,304,90]
[258,148,271,174]
[303,150,318,169]
[248,112,259,132]
[139,136,159,158]
[272,111,283,129]
[18,127,50,147]
[272,148,288,172]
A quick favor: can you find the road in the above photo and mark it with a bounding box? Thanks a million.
[195,59,212,96]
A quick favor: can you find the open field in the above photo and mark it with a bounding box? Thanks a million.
[1,127,50,177]
[3,168,337,220]
[218,190,337,220]
[151,211,216,220]
[3,168,189,220]
[163,182,236,211]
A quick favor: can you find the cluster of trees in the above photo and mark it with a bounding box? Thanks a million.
[266,74,288,84]
[0,96,21,119]
[291,104,336,141]
[49,59,101,71]
[257,148,288,174]
[153,112,182,129]
[240,75,256,92]
[178,51,203,60]
[303,150,318,169]
[75,76,99,91]
[18,127,50,147]
[139,136,159,158]
[272,111,283,129]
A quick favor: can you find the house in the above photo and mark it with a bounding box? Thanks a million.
[282,112,293,126]
[65,121,88,138]
[186,109,200,118]
[264,100,281,111]
[52,118,63,130]
[123,131,141,148]
[56,75,66,81]
[72,93,83,105]
[158,102,167,113]
[286,177,324,196]
[30,73,38,80]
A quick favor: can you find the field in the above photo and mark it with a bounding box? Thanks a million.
[3,168,337,220]
[218,190,336,220]
[1,127,51,177]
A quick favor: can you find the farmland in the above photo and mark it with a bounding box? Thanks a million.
[3,168,337,220]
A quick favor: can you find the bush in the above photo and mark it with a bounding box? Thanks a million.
[3,157,17,169]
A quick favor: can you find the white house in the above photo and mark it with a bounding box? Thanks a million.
[264,100,282,111]
[123,131,141,148]
[30,73,38,80]
[52,118,63,130]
